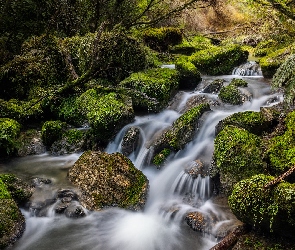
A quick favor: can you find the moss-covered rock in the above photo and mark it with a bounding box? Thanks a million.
[120,68,180,111]
[230,78,248,87]
[41,120,67,147]
[265,110,295,175]
[0,179,26,249]
[189,44,248,75]
[218,85,243,105]
[76,89,134,142]
[259,45,295,78]
[215,110,278,136]
[142,27,182,52]
[272,54,295,105]
[68,151,149,210]
[202,79,225,94]
[150,103,210,166]
[175,57,201,89]
[169,35,213,55]
[228,174,295,238]
[0,118,21,157]
[213,126,264,194]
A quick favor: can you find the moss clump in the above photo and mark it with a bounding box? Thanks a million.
[120,68,180,111]
[218,84,242,105]
[41,120,67,147]
[213,126,264,194]
[230,78,248,87]
[0,98,43,123]
[189,44,248,75]
[272,54,295,105]
[153,148,171,167]
[175,57,201,89]
[77,90,134,142]
[169,35,213,55]
[0,118,21,157]
[259,45,295,78]
[265,110,295,174]
[0,178,25,249]
[68,151,148,210]
[216,111,273,136]
[142,27,182,51]
[164,103,210,150]
[229,174,295,237]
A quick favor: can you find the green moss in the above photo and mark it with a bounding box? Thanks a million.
[120,68,180,111]
[169,35,213,55]
[0,118,21,157]
[213,126,264,194]
[0,174,32,205]
[259,44,295,78]
[165,103,210,150]
[265,110,295,174]
[142,27,182,51]
[218,85,242,105]
[175,57,201,89]
[216,111,271,136]
[41,120,67,146]
[0,179,11,199]
[0,98,43,123]
[189,44,248,75]
[152,148,171,167]
[77,90,134,142]
[230,78,248,87]
[229,174,295,236]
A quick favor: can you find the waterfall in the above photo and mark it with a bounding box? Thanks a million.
[2,73,284,250]
[232,61,262,76]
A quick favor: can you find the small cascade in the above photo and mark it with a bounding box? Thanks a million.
[232,61,262,76]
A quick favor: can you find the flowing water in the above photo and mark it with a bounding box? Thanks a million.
[0,69,283,250]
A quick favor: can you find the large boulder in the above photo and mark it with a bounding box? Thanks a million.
[0,174,32,249]
[120,68,180,112]
[212,126,265,195]
[68,151,149,211]
[228,174,295,238]
[189,44,248,75]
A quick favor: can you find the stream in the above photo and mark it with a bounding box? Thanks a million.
[0,65,283,250]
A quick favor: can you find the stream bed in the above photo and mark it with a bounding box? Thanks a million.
[0,72,283,250]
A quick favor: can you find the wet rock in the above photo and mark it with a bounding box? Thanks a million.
[56,189,79,201]
[31,177,52,187]
[121,127,141,156]
[68,151,149,211]
[185,211,218,233]
[184,160,207,178]
[202,79,225,94]
[64,203,86,218]
[180,95,220,113]
[50,138,84,155]
[232,61,262,76]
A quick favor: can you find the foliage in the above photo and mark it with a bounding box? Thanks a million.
[0,34,67,100]
[41,120,67,147]
[265,110,295,174]
[120,68,180,111]
[218,84,243,105]
[0,99,43,123]
[229,174,295,237]
[213,126,264,194]
[272,54,295,105]
[189,44,248,75]
[0,118,21,157]
[259,44,295,78]
[175,56,201,89]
